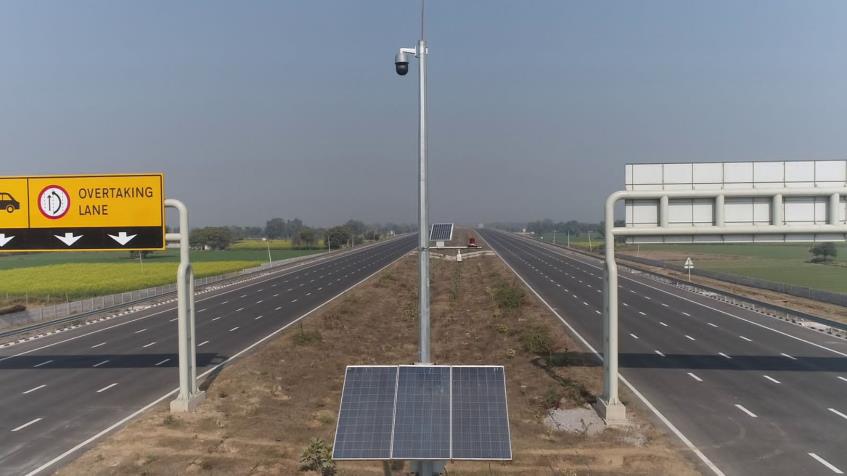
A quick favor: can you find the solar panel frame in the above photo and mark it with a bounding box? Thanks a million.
[429,223,454,241]
[450,365,512,460]
[332,365,399,460]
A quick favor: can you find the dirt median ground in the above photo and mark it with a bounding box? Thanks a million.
[57,236,702,475]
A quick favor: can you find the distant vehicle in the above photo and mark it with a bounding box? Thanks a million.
[467,235,480,248]
[0,193,19,213]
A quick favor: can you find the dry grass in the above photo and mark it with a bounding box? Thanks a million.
[57,239,702,475]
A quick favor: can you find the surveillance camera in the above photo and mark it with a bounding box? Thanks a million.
[395,50,410,76]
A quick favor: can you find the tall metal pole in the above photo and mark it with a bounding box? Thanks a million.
[417,36,430,365]
[166,199,205,413]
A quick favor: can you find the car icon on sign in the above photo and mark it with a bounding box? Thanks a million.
[0,193,20,213]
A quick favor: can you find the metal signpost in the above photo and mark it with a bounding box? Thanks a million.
[0,174,165,251]
[599,181,847,426]
[684,257,694,282]
[0,173,203,412]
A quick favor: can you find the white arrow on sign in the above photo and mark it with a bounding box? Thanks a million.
[108,232,137,246]
[684,257,694,269]
[55,233,83,247]
[0,234,14,247]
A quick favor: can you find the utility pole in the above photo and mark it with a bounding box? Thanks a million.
[553,230,556,245]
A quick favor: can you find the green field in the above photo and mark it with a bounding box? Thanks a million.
[621,243,847,294]
[0,248,320,302]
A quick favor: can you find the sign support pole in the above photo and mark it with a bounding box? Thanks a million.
[166,198,205,413]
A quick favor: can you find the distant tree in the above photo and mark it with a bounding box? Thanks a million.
[809,242,838,263]
[265,218,286,239]
[190,227,233,250]
[299,228,317,248]
[326,226,351,249]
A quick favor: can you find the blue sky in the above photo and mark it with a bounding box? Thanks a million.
[1,1,845,226]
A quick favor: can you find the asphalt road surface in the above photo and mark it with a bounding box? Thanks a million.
[479,229,847,476]
[0,234,416,475]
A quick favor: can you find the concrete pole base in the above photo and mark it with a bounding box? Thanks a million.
[593,397,627,426]
[170,390,206,413]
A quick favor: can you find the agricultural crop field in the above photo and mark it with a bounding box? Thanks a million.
[620,243,847,294]
[0,248,320,302]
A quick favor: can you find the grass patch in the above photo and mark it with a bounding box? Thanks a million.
[493,281,525,311]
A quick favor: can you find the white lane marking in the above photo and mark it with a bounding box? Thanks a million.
[134,328,147,334]
[275,306,282,311]
[682,312,691,317]
[659,321,669,327]
[273,293,279,297]
[828,408,847,421]
[33,360,53,368]
[18,240,413,476]
[287,288,293,292]
[781,352,797,360]
[240,294,247,298]
[11,418,43,432]
[623,302,629,307]
[594,310,601,315]
[197,340,209,347]
[583,301,589,306]
[255,315,263,320]
[221,300,228,304]
[763,375,781,384]
[96,383,118,393]
[687,373,703,382]
[839,376,847,383]
[655,350,666,357]
[707,323,718,328]
[661,303,669,307]
[739,335,752,342]
[211,316,223,321]
[572,294,578,298]
[142,341,156,348]
[22,384,47,394]
[630,333,639,339]
[307,293,312,296]
[169,317,177,322]
[644,296,651,300]
[92,360,109,368]
[734,404,757,418]
[718,352,732,359]
[809,453,844,474]
[529,237,847,360]
[479,238,728,476]
[90,342,106,349]
[198,308,207,312]
[256,300,263,304]
[291,299,298,303]
[235,307,244,312]
[229,327,239,332]
[154,358,170,366]
[638,311,646,316]
[685,335,696,341]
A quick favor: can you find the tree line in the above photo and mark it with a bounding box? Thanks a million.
[189,218,415,251]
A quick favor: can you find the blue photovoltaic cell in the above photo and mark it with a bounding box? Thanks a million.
[391,366,451,459]
[429,223,454,241]
[451,366,512,460]
[332,366,397,459]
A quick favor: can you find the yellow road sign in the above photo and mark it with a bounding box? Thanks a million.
[0,173,165,251]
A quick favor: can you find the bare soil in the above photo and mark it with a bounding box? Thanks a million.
[57,232,702,476]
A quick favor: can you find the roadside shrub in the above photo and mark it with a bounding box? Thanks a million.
[521,325,552,357]
[493,282,524,310]
[543,385,563,409]
[299,438,336,476]
[293,328,322,346]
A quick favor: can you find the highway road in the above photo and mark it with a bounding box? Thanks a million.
[479,229,847,476]
[0,234,416,475]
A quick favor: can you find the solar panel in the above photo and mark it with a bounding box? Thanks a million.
[429,223,454,241]
[332,366,397,460]
[392,366,451,459]
[451,366,512,460]
[333,365,511,461]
